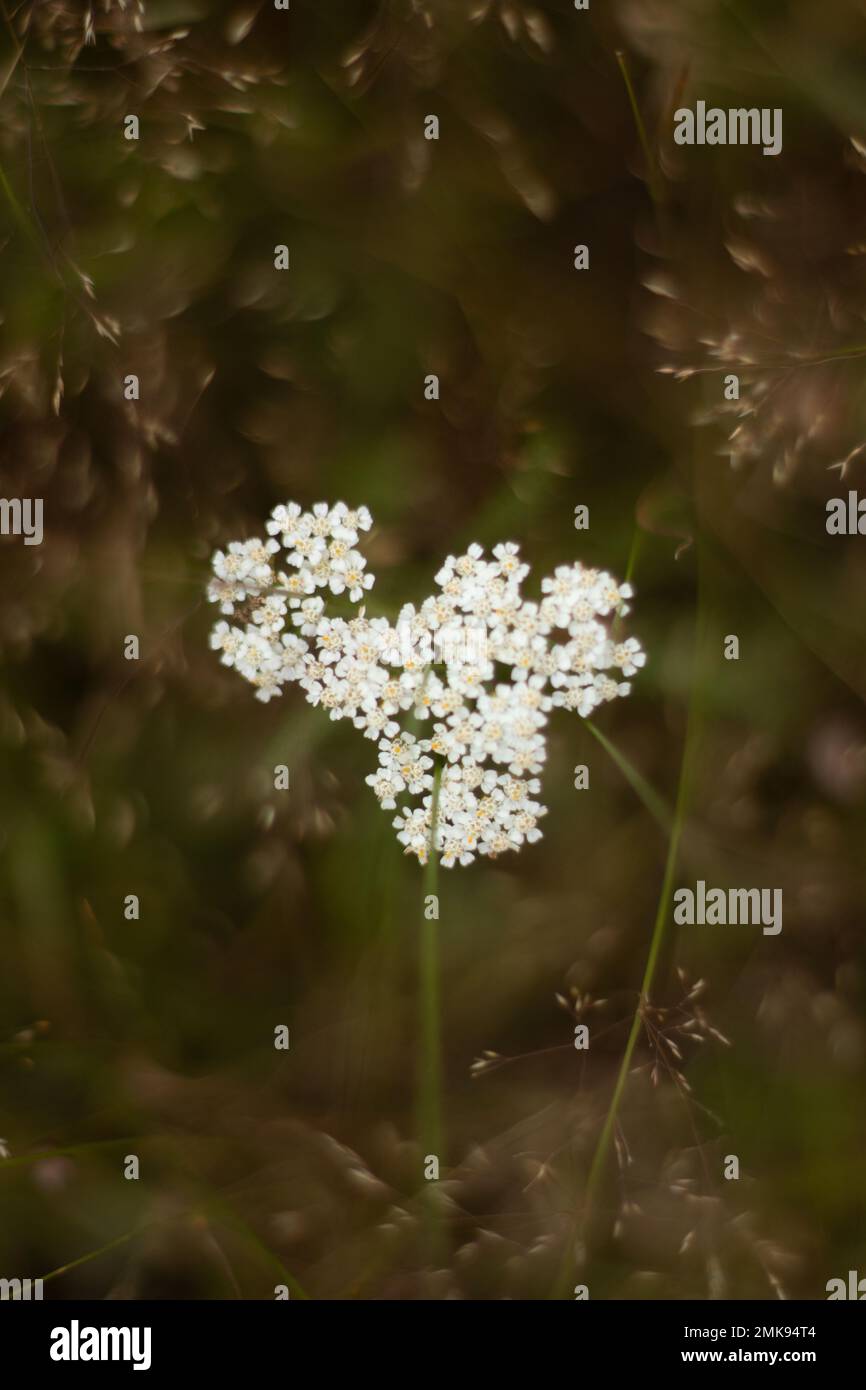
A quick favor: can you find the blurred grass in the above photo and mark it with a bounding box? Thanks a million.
[0,0,865,1300]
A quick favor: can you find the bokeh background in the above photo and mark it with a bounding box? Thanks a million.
[1,0,866,1299]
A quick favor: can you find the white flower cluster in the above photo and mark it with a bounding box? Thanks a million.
[207,502,645,866]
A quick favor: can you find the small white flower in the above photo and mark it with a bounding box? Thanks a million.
[336,551,375,603]
[207,501,644,866]
[267,501,303,537]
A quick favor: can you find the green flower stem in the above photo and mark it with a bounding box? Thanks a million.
[417,763,443,1258]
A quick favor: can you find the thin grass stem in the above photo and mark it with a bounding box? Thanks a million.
[585,719,672,835]
[552,565,704,1296]
[616,49,666,212]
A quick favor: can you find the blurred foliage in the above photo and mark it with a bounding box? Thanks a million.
[0,0,865,1299]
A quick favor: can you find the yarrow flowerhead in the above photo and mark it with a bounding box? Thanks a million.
[207,502,645,866]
